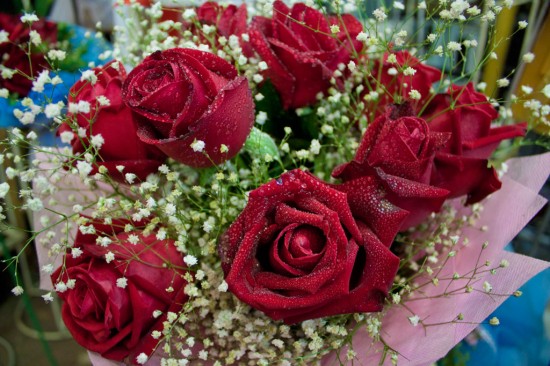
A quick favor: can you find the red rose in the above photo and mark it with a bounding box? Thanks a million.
[192,2,253,57]
[59,60,165,182]
[198,2,247,36]
[0,12,57,96]
[249,1,363,109]
[365,51,441,120]
[333,103,450,229]
[422,83,526,204]
[122,48,254,167]
[219,169,403,324]
[51,219,188,364]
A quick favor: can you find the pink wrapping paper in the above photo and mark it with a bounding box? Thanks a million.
[322,153,550,366]
[35,152,550,365]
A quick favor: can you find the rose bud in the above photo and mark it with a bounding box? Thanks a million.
[122,48,254,168]
[59,60,166,183]
[219,169,403,324]
[333,103,450,229]
[422,83,526,204]
[50,219,189,364]
[249,0,363,109]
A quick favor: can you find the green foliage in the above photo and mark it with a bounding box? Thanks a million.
[244,127,280,161]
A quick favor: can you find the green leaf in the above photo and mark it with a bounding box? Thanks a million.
[244,127,280,160]
[34,0,53,17]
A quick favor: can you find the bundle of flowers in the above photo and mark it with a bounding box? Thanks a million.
[2,0,550,365]
[0,11,111,134]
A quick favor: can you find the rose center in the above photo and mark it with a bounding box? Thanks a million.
[401,119,426,155]
[288,226,324,258]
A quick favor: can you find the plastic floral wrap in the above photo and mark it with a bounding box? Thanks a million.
[2,0,550,365]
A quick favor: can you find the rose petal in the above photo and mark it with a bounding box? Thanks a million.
[137,75,254,167]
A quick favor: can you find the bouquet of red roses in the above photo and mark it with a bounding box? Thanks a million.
[2,0,550,365]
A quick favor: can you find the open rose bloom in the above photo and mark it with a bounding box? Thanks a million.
[3,0,549,365]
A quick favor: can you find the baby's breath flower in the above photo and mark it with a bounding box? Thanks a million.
[48,49,67,61]
[393,1,405,10]
[42,292,54,303]
[29,30,41,45]
[218,281,228,292]
[26,197,44,211]
[0,182,9,199]
[80,70,98,84]
[117,277,128,288]
[238,55,247,65]
[105,251,115,263]
[296,149,309,160]
[522,52,535,63]
[258,61,268,70]
[55,282,68,293]
[408,89,421,100]
[408,315,420,326]
[136,353,148,364]
[255,111,267,125]
[521,85,533,94]
[499,259,509,268]
[489,317,500,326]
[41,264,54,274]
[356,31,368,42]
[309,139,321,155]
[373,8,387,22]
[71,247,83,258]
[96,95,110,106]
[184,254,198,266]
[403,67,416,76]
[91,134,105,149]
[497,78,510,88]
[12,286,24,296]
[518,20,528,29]
[447,41,461,52]
[45,103,63,118]
[190,139,205,152]
[20,13,39,23]
[329,24,340,34]
[183,8,196,20]
[125,173,137,184]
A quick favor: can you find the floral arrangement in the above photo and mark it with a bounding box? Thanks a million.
[1,0,550,365]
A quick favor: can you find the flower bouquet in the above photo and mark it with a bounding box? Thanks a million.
[0,11,111,143]
[1,0,550,365]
